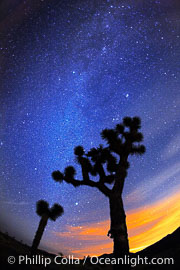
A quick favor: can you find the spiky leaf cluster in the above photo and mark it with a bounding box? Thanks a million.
[36,200,50,217]
[74,146,92,173]
[87,145,108,163]
[36,200,64,221]
[130,145,146,155]
[74,146,84,156]
[64,166,76,180]
[49,204,64,221]
[52,171,64,182]
[101,116,145,157]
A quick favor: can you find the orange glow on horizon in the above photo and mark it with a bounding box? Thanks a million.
[53,191,180,258]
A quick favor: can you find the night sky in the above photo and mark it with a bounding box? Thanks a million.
[0,0,180,258]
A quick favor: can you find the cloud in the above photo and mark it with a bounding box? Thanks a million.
[127,191,180,252]
[0,200,29,206]
[125,161,180,205]
[161,133,180,160]
[51,191,180,258]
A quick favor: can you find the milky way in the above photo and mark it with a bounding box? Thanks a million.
[0,0,180,256]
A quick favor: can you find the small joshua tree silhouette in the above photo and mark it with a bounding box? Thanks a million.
[31,200,64,254]
[52,117,145,269]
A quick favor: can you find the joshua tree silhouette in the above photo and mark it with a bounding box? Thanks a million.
[31,200,64,254]
[52,117,145,269]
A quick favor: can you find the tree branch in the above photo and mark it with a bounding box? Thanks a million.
[64,178,111,197]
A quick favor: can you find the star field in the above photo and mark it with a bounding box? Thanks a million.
[0,0,180,256]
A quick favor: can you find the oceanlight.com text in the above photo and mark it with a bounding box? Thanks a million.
[88,255,174,267]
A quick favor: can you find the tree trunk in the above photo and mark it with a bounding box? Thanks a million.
[108,193,131,270]
[31,214,49,254]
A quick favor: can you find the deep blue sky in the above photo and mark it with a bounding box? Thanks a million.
[0,0,180,256]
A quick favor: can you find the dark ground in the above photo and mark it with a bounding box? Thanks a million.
[0,228,179,270]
